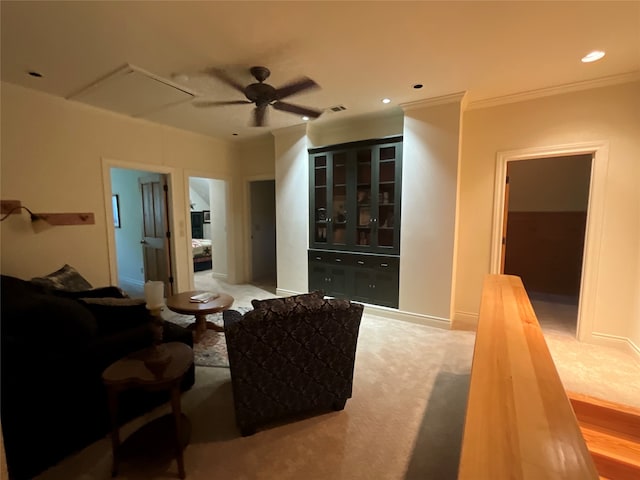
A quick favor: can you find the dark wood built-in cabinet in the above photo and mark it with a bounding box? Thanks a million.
[308,136,402,308]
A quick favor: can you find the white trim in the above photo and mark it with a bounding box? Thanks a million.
[243,174,277,283]
[210,271,228,280]
[467,71,640,110]
[452,311,479,331]
[589,333,640,364]
[490,142,609,343]
[101,157,180,291]
[362,304,451,330]
[275,288,452,330]
[119,275,145,290]
[400,92,467,111]
[183,170,232,289]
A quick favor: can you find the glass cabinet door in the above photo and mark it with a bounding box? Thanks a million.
[376,145,397,250]
[310,138,401,254]
[330,152,348,246]
[313,155,328,245]
[356,149,372,248]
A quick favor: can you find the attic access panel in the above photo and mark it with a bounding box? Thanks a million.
[68,64,195,117]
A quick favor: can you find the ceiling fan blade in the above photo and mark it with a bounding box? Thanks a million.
[205,68,247,95]
[272,101,323,119]
[274,77,319,100]
[193,100,252,108]
[253,106,267,127]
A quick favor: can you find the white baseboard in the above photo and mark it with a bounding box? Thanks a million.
[119,276,144,290]
[588,332,640,364]
[452,311,479,331]
[211,272,228,280]
[274,289,451,329]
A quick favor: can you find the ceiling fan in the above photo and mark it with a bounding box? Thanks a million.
[193,66,323,127]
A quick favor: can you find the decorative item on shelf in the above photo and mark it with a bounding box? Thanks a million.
[383,192,389,204]
[357,190,368,204]
[143,280,172,377]
[316,207,327,221]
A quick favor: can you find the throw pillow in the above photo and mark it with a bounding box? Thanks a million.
[79,297,151,336]
[30,264,93,292]
[251,290,325,311]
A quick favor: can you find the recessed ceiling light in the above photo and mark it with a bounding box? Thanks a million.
[302,116,310,121]
[382,98,391,104]
[27,71,43,78]
[413,84,423,89]
[581,50,605,63]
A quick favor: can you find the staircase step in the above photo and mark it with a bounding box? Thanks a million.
[568,391,640,441]
[567,392,640,480]
[580,425,640,480]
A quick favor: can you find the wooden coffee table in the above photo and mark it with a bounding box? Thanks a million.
[166,291,234,342]
[102,342,194,479]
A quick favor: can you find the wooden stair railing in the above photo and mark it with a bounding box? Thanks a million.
[458,274,598,479]
[567,391,640,480]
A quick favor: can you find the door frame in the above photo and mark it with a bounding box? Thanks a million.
[101,157,179,292]
[183,170,233,290]
[243,174,276,283]
[490,141,609,342]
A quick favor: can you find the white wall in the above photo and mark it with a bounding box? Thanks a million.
[0,82,238,291]
[456,81,640,350]
[209,178,228,277]
[111,168,148,289]
[400,97,464,322]
[273,126,309,295]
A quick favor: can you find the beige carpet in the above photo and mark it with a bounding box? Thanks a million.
[35,275,639,480]
[37,312,476,480]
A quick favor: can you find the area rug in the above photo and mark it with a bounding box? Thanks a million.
[163,306,251,368]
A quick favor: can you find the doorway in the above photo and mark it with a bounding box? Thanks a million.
[188,176,228,291]
[110,167,173,297]
[502,155,592,336]
[249,180,276,289]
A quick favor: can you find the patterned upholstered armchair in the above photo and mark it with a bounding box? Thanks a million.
[223,293,364,436]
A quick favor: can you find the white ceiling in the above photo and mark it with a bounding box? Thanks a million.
[2,1,639,142]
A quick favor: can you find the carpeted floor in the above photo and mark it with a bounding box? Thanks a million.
[34,276,640,480]
[163,307,251,368]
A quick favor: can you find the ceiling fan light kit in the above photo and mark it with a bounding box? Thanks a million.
[194,66,322,127]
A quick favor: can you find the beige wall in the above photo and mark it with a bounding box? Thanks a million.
[273,125,309,294]
[508,155,592,212]
[456,81,640,348]
[0,82,239,291]
[400,98,463,322]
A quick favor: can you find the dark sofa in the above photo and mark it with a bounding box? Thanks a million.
[0,274,195,480]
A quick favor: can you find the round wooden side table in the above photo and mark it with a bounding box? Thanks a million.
[102,342,194,479]
[166,291,234,342]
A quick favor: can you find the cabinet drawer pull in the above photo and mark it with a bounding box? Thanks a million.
[315,257,322,260]
[380,263,389,267]
[357,261,365,265]
[335,258,342,262]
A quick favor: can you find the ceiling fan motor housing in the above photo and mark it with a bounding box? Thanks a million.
[245,83,277,106]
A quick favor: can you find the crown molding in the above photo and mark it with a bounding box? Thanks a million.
[467,71,640,110]
[400,92,467,112]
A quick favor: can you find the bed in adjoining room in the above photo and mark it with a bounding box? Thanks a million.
[192,238,212,272]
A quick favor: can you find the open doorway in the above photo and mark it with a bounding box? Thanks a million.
[249,180,276,291]
[110,167,173,297]
[502,154,592,337]
[188,176,228,292]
